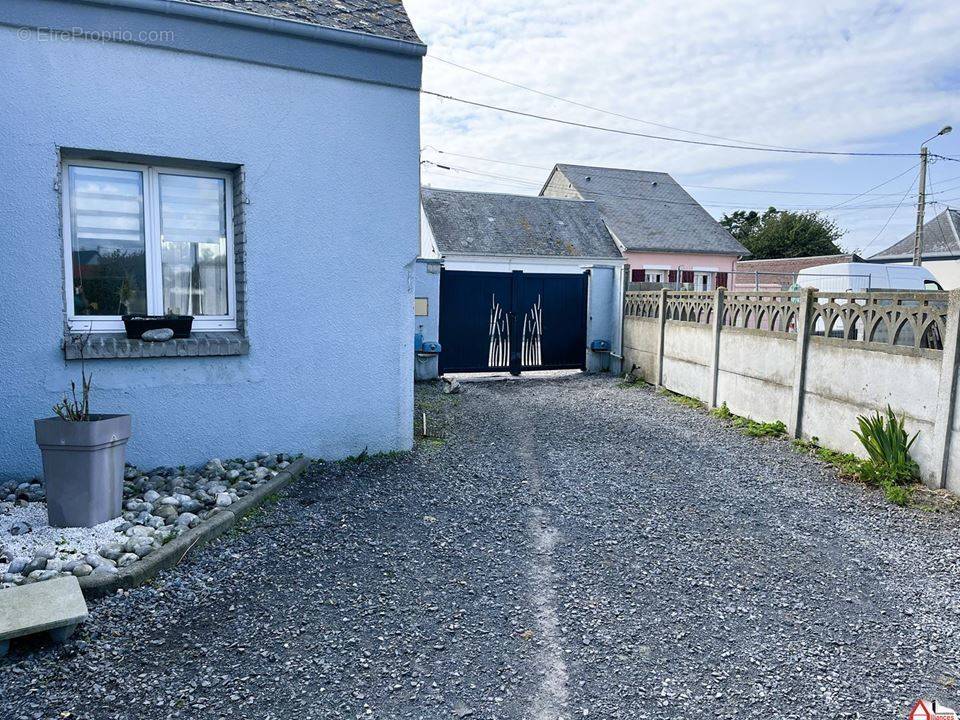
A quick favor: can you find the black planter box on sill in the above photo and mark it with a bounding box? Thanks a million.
[122,315,194,340]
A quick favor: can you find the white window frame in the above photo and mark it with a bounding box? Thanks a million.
[693,272,713,291]
[62,159,237,333]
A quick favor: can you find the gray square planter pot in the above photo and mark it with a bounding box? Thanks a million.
[34,414,131,528]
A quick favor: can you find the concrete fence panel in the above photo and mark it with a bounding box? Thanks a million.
[661,322,714,402]
[716,329,795,425]
[622,288,960,492]
[623,318,658,382]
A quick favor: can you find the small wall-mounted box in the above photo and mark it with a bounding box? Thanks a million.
[590,339,611,352]
[419,341,442,355]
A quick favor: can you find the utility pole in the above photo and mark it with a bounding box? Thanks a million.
[912,147,928,266]
[913,125,953,266]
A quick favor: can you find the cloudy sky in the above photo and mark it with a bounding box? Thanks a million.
[404,0,960,256]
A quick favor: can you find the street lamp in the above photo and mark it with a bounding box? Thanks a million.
[913,125,953,266]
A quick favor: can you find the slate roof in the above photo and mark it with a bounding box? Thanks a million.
[421,188,623,259]
[179,0,422,43]
[543,164,748,256]
[870,208,960,260]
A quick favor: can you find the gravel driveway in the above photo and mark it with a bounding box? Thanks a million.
[4,374,960,719]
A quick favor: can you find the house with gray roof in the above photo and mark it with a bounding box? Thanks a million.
[0,0,424,476]
[416,187,626,377]
[869,208,960,289]
[540,164,747,290]
[420,187,624,264]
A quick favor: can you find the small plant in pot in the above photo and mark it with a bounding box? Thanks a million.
[34,334,131,528]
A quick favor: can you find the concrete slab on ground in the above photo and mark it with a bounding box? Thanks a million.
[0,575,87,650]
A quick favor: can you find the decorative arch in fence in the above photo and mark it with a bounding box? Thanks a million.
[624,289,949,350]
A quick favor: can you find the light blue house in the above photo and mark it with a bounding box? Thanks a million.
[0,0,425,477]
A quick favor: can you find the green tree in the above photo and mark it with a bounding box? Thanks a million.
[720,206,844,259]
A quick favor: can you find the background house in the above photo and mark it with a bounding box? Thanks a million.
[418,188,626,374]
[0,0,424,477]
[540,164,747,289]
[869,208,960,289]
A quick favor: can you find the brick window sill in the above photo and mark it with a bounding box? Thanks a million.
[64,332,249,360]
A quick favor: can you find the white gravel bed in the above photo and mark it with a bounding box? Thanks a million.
[1,452,298,589]
[0,504,124,575]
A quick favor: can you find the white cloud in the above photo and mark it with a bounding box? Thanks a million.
[405,0,960,252]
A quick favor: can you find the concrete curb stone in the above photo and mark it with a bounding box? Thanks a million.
[77,457,310,599]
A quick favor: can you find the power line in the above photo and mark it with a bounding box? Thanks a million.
[428,55,805,152]
[860,170,921,255]
[422,160,936,212]
[422,146,948,198]
[826,163,919,210]
[421,89,923,159]
[422,146,549,171]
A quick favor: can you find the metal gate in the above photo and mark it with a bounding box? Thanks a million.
[438,269,588,375]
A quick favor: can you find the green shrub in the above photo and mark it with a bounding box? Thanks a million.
[815,447,862,479]
[852,406,919,486]
[711,402,733,420]
[659,390,704,409]
[732,416,787,438]
[792,420,920,508]
[881,481,912,506]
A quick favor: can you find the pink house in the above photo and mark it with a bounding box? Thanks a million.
[540,164,747,289]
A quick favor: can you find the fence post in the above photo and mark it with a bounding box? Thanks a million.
[616,263,630,377]
[932,290,960,490]
[788,288,814,438]
[709,288,725,408]
[655,288,668,386]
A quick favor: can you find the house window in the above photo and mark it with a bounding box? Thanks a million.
[63,160,237,332]
[644,270,667,284]
[693,272,713,291]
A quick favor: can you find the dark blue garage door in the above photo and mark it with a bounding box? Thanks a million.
[439,269,588,375]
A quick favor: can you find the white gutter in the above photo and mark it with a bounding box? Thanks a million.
[77,0,427,56]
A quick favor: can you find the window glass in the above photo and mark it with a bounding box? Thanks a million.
[68,166,147,316]
[159,174,229,316]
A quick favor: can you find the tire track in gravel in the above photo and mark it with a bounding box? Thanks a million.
[518,416,571,720]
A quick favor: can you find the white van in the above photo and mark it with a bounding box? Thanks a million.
[795,262,943,292]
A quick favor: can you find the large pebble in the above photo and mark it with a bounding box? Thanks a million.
[215,492,233,508]
[141,327,174,342]
[117,553,139,568]
[23,557,47,575]
[35,545,58,560]
[175,513,199,528]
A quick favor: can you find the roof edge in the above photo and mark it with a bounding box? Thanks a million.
[622,245,744,257]
[555,162,674,177]
[440,251,626,262]
[867,253,960,262]
[75,0,426,55]
[422,185,596,204]
[737,253,863,265]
